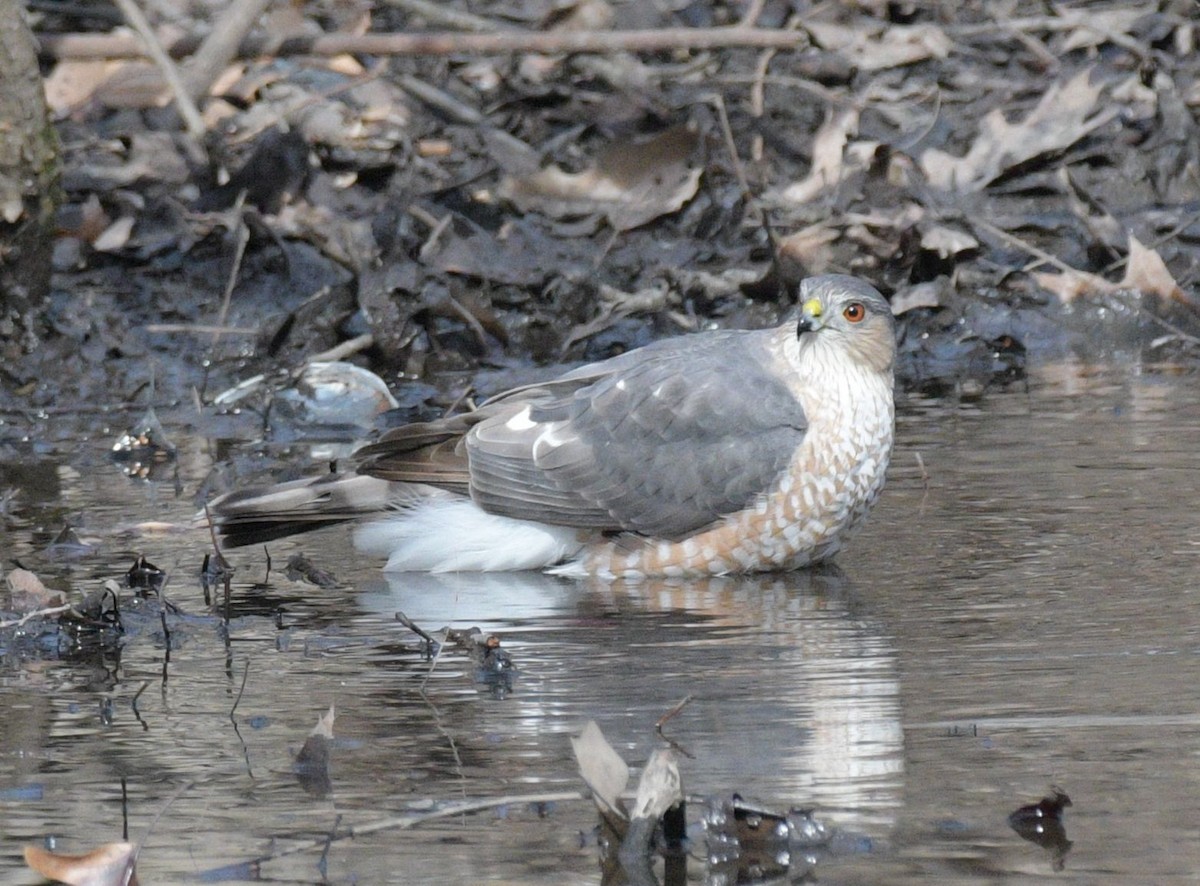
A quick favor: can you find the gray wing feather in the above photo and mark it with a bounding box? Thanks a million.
[466,328,808,538]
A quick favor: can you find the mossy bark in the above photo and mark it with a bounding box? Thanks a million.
[0,0,61,341]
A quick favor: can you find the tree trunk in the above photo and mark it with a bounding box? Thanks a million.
[0,0,60,342]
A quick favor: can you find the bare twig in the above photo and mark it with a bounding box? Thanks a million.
[748,45,777,164]
[230,659,251,720]
[228,790,589,870]
[212,196,251,348]
[308,333,376,363]
[108,0,207,144]
[971,218,1084,277]
[39,27,815,62]
[143,323,259,335]
[655,695,693,732]
[382,0,518,33]
[0,603,72,629]
[181,0,274,101]
[738,0,768,27]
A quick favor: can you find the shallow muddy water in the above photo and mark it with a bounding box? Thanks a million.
[2,362,1200,884]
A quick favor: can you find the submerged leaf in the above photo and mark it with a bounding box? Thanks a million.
[23,842,138,886]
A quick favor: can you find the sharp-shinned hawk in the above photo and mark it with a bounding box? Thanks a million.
[211,274,896,578]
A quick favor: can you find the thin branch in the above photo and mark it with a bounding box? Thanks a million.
[181,0,274,101]
[308,333,376,363]
[39,27,814,62]
[382,0,518,33]
[108,0,207,143]
[212,196,250,348]
[229,659,251,720]
[0,603,72,629]
[227,790,589,870]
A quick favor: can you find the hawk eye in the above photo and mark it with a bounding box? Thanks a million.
[843,302,866,323]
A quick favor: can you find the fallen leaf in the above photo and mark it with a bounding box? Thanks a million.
[921,69,1117,192]
[91,62,171,110]
[778,223,839,273]
[1120,237,1188,304]
[779,108,860,203]
[295,705,336,797]
[1058,6,1148,52]
[1031,267,1113,302]
[629,748,682,822]
[6,568,62,613]
[921,225,979,258]
[570,720,629,819]
[23,842,138,886]
[44,59,125,114]
[92,216,136,253]
[891,280,948,314]
[1033,236,1190,305]
[499,125,701,231]
[806,20,952,71]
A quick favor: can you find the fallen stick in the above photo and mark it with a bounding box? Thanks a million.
[211,789,590,873]
[38,26,810,62]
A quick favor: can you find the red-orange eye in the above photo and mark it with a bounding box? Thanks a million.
[843,302,866,323]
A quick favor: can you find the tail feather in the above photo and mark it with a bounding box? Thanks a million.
[208,474,396,548]
[208,474,586,572]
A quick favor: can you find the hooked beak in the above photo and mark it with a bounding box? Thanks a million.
[797,298,824,335]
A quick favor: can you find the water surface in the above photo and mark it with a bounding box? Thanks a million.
[2,364,1199,883]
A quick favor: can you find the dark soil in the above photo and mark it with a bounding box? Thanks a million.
[5,1,1200,457]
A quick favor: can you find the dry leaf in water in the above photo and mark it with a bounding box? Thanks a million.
[499,126,701,231]
[570,720,629,819]
[5,567,63,613]
[921,69,1116,192]
[296,704,336,796]
[24,842,138,886]
[629,747,682,823]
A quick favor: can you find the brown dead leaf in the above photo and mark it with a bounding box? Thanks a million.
[779,108,860,203]
[1033,237,1189,305]
[920,225,979,259]
[296,705,336,797]
[891,279,949,314]
[1031,266,1113,302]
[921,69,1117,192]
[5,567,63,613]
[499,125,701,231]
[778,223,839,273]
[92,216,136,253]
[570,720,629,820]
[23,842,138,886]
[629,747,682,823]
[806,20,952,71]
[44,60,126,114]
[1121,237,1188,304]
[91,62,171,110]
[1057,6,1148,53]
